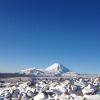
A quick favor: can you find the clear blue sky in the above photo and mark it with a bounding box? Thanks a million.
[0,0,100,73]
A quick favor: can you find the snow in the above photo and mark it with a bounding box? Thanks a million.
[0,63,99,100]
[62,71,78,77]
[20,63,78,77]
[84,95,100,100]
[45,63,70,74]
[0,77,100,100]
[20,67,44,75]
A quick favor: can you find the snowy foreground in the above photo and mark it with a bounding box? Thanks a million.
[0,77,100,100]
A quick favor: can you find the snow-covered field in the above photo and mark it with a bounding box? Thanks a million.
[0,63,99,100]
[0,77,100,100]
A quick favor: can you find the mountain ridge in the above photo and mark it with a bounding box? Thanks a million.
[20,63,78,77]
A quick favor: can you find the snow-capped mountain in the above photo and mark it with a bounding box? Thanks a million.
[20,63,78,77]
[20,68,44,75]
[45,63,70,74]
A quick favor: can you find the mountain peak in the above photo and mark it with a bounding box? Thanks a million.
[45,63,70,74]
[19,63,78,77]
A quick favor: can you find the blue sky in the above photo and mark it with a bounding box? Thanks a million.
[0,0,100,73]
